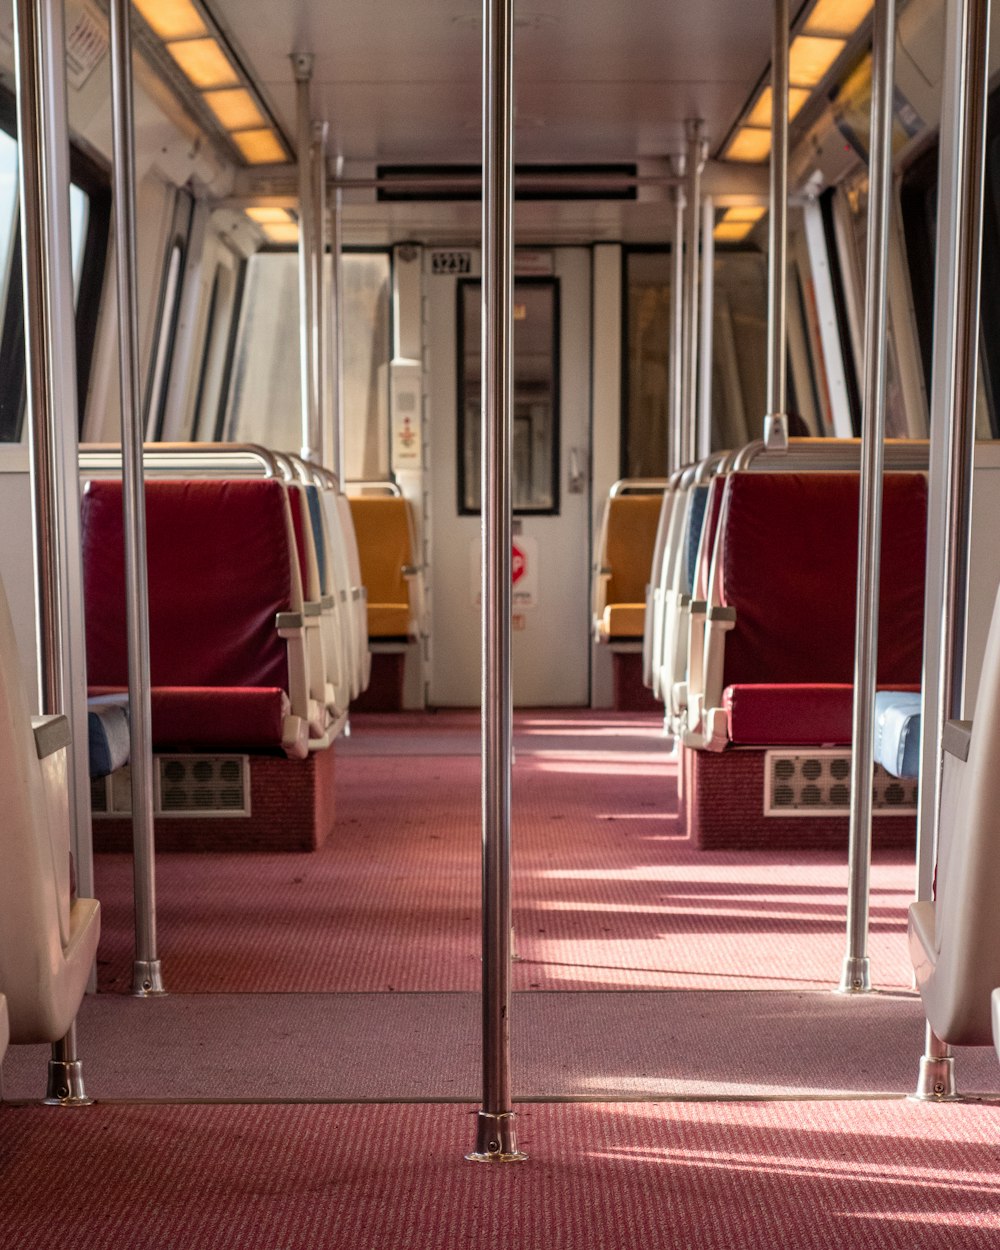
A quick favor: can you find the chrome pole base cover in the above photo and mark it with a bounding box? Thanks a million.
[43,1058,92,1106]
[132,959,166,997]
[466,1111,528,1163]
[836,954,873,994]
[911,1053,959,1102]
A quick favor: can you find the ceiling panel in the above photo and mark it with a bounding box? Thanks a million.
[208,0,773,163]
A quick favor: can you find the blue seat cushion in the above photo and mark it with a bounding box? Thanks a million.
[874,691,922,779]
[87,694,130,779]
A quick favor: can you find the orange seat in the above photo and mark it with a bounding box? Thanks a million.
[596,495,662,641]
[348,496,418,641]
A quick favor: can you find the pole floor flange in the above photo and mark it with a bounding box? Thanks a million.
[466,1111,528,1163]
[44,1058,92,1106]
[132,959,166,997]
[910,1053,960,1102]
[836,954,873,994]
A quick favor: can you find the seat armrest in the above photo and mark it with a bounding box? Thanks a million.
[943,719,972,763]
[32,714,70,760]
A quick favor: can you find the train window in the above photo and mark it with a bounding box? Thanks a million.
[456,276,560,515]
[623,247,768,469]
[0,130,17,311]
[145,241,184,440]
[622,250,671,479]
[225,249,392,476]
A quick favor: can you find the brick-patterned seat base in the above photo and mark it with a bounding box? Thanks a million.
[92,746,336,853]
[680,743,915,852]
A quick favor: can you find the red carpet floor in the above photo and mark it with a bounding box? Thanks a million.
[1,1099,998,1249]
[93,711,917,994]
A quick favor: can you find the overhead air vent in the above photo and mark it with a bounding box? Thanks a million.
[376,164,638,202]
[91,756,251,818]
[764,749,917,816]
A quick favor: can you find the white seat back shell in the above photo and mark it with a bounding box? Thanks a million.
[0,573,99,1045]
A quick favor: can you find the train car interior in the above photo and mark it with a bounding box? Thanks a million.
[1,0,1000,1245]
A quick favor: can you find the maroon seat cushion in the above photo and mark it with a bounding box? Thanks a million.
[89,685,290,752]
[82,478,294,691]
[719,472,927,689]
[724,682,921,747]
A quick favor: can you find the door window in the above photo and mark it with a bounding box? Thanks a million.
[457,277,560,514]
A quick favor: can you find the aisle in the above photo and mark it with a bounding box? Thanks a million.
[92,711,917,994]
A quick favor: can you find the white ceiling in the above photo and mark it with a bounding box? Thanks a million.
[210,0,774,166]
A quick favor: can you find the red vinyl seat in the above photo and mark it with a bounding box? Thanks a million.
[698,471,927,749]
[82,478,311,758]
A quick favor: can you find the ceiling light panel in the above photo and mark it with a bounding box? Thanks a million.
[245,206,294,224]
[231,129,287,165]
[203,88,266,132]
[714,221,755,242]
[263,222,300,244]
[746,86,811,128]
[167,37,240,89]
[804,0,874,37]
[788,35,847,86]
[133,0,206,40]
[725,128,772,163]
[722,205,766,223]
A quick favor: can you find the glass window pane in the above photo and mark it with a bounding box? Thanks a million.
[225,249,391,473]
[624,252,672,478]
[0,129,17,313]
[69,184,89,302]
[459,278,559,514]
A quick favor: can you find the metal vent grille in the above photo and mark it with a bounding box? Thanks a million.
[91,756,250,818]
[764,750,917,816]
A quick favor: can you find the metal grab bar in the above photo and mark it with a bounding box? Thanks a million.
[346,478,403,497]
[80,441,282,478]
[609,478,670,497]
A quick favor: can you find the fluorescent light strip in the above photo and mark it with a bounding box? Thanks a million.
[167,37,240,89]
[245,206,294,225]
[789,35,846,87]
[133,0,206,40]
[714,221,755,242]
[746,86,811,129]
[725,128,772,163]
[263,222,300,244]
[202,88,267,132]
[804,0,874,37]
[231,129,287,165]
[722,205,766,223]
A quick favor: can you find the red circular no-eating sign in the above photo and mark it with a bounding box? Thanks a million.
[512,542,526,585]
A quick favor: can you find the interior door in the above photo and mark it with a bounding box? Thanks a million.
[426,247,591,707]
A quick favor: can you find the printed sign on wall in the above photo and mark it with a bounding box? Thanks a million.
[469,536,538,609]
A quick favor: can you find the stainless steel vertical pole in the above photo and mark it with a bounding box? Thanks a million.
[467,0,524,1165]
[312,121,330,467]
[698,195,716,460]
[330,163,346,483]
[764,0,790,450]
[14,0,93,1103]
[668,157,686,476]
[839,0,896,995]
[913,0,990,1100]
[293,54,319,463]
[682,120,705,467]
[108,0,164,999]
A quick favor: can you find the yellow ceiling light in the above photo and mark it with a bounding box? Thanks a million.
[167,37,239,89]
[805,0,874,37]
[263,222,300,244]
[231,128,286,165]
[714,221,755,243]
[245,206,293,225]
[789,35,847,86]
[202,88,267,132]
[724,128,772,163]
[722,205,766,224]
[133,0,207,41]
[746,86,811,128]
